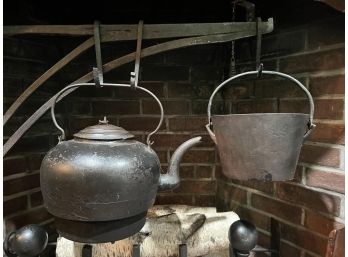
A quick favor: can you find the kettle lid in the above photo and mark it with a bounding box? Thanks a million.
[73,117,134,141]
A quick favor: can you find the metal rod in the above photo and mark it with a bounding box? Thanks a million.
[133,244,140,257]
[179,244,187,257]
[206,70,315,127]
[270,218,280,257]
[255,17,262,70]
[94,20,103,85]
[50,82,164,145]
[130,20,144,89]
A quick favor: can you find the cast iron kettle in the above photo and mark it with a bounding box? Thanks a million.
[40,82,202,243]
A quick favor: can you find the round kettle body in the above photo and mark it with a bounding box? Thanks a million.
[40,137,160,242]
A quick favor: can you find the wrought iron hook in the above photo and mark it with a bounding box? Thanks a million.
[257,63,263,78]
[130,20,144,90]
[93,20,103,87]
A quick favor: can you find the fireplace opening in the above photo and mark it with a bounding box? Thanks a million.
[3,1,344,256]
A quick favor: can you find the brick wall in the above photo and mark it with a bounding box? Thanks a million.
[3,9,344,257]
[3,37,64,234]
[216,15,344,257]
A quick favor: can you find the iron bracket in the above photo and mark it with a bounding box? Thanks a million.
[130,20,144,90]
[235,0,255,22]
[255,17,263,74]
[93,20,104,87]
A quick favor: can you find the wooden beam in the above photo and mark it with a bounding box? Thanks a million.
[3,19,274,156]
[4,19,274,40]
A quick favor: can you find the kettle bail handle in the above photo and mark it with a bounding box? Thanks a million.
[206,70,315,140]
[51,82,164,146]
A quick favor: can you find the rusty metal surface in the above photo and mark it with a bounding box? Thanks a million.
[55,212,147,243]
[213,113,309,181]
[206,70,315,181]
[73,119,135,141]
[326,226,345,257]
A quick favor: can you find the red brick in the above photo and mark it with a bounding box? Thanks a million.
[179,166,195,179]
[308,123,344,145]
[142,99,189,115]
[119,117,166,131]
[69,117,106,133]
[279,48,344,74]
[279,99,309,114]
[196,166,213,178]
[279,241,301,257]
[92,100,139,115]
[221,77,253,98]
[154,150,168,163]
[305,210,344,236]
[27,153,45,171]
[314,99,344,120]
[236,99,278,114]
[30,191,44,207]
[194,195,216,207]
[3,156,28,176]
[251,194,302,224]
[276,183,341,216]
[180,150,215,163]
[152,134,192,148]
[257,231,271,248]
[215,165,229,181]
[4,196,27,216]
[219,183,247,204]
[254,78,306,98]
[192,134,215,148]
[280,222,328,256]
[141,65,189,81]
[168,116,207,131]
[291,166,303,183]
[192,100,229,115]
[115,82,164,98]
[7,208,52,228]
[299,145,341,168]
[235,206,271,231]
[309,75,344,96]
[68,101,91,115]
[305,169,344,193]
[307,19,344,49]
[4,174,40,196]
[231,180,274,195]
[155,194,193,205]
[174,180,215,194]
[167,82,214,98]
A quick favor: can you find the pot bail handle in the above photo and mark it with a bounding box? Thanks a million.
[206,70,315,141]
[51,82,164,146]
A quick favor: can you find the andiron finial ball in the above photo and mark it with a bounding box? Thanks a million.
[4,224,48,257]
[229,220,258,253]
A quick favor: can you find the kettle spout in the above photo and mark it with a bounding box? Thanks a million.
[158,136,202,191]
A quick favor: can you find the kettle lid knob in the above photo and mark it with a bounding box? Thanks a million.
[99,116,109,125]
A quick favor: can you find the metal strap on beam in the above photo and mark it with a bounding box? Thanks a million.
[130,20,144,89]
[93,20,103,87]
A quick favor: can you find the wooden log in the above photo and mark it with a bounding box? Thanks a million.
[3,21,274,156]
[4,20,273,39]
[55,205,239,257]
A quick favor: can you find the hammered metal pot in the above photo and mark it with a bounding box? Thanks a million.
[40,82,201,243]
[206,70,316,181]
